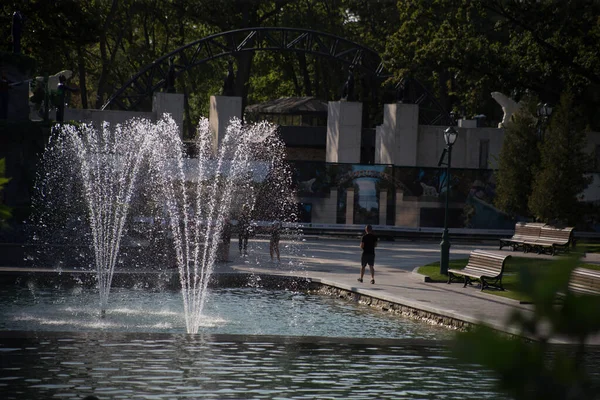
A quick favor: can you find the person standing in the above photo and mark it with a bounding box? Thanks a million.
[358,224,377,284]
[270,221,281,262]
[238,205,251,256]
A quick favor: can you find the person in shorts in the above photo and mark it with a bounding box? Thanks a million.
[358,224,377,284]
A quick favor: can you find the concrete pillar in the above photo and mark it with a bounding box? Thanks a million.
[324,187,339,224]
[395,189,419,227]
[209,95,242,154]
[375,124,392,164]
[327,101,362,163]
[153,92,185,137]
[345,188,355,224]
[380,103,419,166]
[379,189,388,225]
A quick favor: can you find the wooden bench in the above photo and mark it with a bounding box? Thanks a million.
[568,267,600,296]
[499,222,545,252]
[523,226,574,255]
[447,250,511,291]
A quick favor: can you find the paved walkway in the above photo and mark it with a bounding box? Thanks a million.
[1,235,597,344]
[215,235,599,345]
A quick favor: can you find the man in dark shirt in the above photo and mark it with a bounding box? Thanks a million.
[358,224,377,284]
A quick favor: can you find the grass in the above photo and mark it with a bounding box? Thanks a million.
[577,242,600,254]
[417,256,600,302]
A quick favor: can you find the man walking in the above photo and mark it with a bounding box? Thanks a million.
[358,224,377,284]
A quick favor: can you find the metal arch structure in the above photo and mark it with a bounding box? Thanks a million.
[102,27,387,111]
[101,26,454,127]
[395,77,456,126]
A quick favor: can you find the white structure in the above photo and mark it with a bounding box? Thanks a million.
[373,103,504,170]
[375,103,419,165]
[326,101,362,163]
[65,92,185,136]
[209,95,242,155]
[153,92,184,133]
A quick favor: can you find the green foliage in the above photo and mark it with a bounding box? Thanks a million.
[529,92,593,225]
[494,97,540,218]
[453,255,600,399]
[384,0,600,128]
[0,158,11,226]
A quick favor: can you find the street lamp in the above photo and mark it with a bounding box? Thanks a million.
[536,102,553,140]
[440,126,458,275]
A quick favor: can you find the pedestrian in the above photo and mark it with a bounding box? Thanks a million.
[358,224,377,284]
[238,205,251,256]
[218,218,232,262]
[270,221,281,262]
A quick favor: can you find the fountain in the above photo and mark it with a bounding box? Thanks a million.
[3,116,514,400]
[32,119,157,315]
[31,115,293,333]
[147,117,288,333]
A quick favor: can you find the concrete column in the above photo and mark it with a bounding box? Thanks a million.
[153,92,185,137]
[379,189,388,225]
[345,188,354,224]
[325,187,338,224]
[345,188,355,224]
[395,189,419,227]
[209,95,242,154]
[327,101,362,163]
[380,103,419,166]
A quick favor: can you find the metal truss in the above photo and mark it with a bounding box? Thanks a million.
[102,27,453,127]
[102,27,386,111]
[395,78,456,126]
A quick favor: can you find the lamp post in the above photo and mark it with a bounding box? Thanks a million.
[440,126,458,275]
[536,102,553,140]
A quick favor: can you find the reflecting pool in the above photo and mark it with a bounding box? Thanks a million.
[0,286,451,339]
[0,283,513,399]
[0,332,506,399]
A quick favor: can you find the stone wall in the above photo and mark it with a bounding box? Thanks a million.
[313,284,469,330]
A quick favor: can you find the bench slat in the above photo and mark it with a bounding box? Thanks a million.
[568,268,600,296]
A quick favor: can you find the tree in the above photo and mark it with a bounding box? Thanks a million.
[528,92,592,225]
[384,0,600,129]
[494,97,540,218]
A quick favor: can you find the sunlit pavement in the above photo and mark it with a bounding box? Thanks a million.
[216,235,600,345]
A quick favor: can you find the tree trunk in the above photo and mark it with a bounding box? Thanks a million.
[77,46,88,109]
[234,51,254,113]
[95,0,123,109]
[298,53,312,96]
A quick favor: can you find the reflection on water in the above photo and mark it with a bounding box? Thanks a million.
[0,286,452,339]
[0,285,504,398]
[0,332,507,399]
